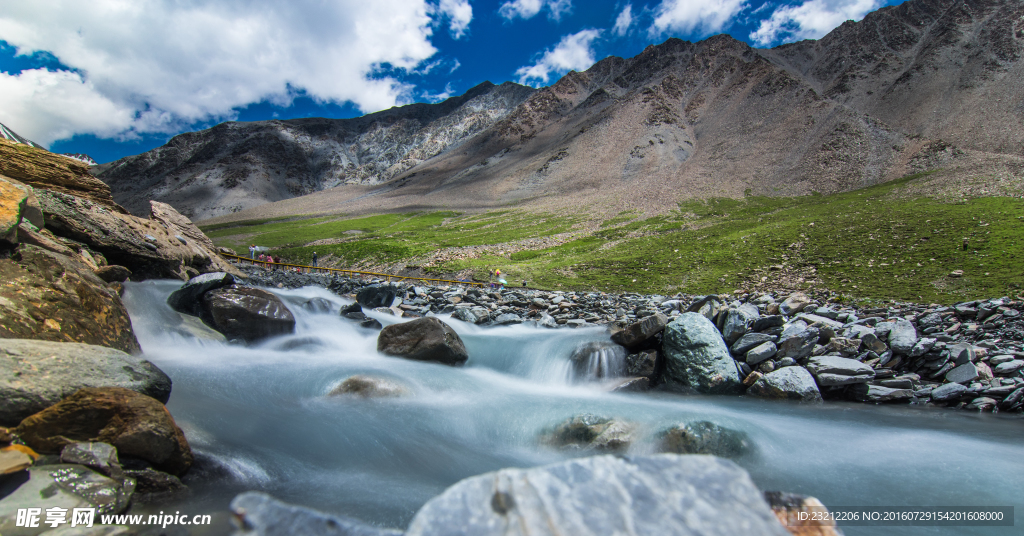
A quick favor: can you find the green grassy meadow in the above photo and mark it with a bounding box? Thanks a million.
[201,172,1024,304]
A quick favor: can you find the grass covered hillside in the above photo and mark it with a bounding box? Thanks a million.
[202,172,1024,304]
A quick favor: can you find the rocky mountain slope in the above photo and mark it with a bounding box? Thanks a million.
[99,82,535,219]
[100,0,1024,222]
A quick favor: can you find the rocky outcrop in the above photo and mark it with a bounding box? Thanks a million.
[15,387,193,476]
[0,139,125,212]
[377,317,468,366]
[404,454,791,536]
[0,339,171,426]
[662,313,743,394]
[200,286,296,343]
[0,245,140,353]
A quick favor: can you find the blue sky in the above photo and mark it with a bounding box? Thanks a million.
[0,0,905,164]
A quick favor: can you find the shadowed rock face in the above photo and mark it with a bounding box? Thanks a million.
[377,317,468,366]
[200,285,296,343]
[100,0,1024,223]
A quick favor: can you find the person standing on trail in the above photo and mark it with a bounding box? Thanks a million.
[249,245,255,259]
[312,252,318,268]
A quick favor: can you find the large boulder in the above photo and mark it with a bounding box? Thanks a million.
[201,286,296,343]
[0,339,171,426]
[230,491,403,536]
[747,367,823,403]
[0,245,140,353]
[659,421,751,458]
[377,317,468,366]
[15,387,193,476]
[662,313,742,394]
[805,356,875,386]
[356,284,398,309]
[404,454,791,536]
[167,271,235,316]
[610,313,667,349]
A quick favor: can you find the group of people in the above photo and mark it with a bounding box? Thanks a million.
[489,268,527,289]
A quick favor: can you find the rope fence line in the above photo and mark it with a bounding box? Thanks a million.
[220,252,488,287]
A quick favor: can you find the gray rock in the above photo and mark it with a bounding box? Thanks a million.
[849,384,914,403]
[745,342,778,365]
[909,337,937,357]
[607,377,651,393]
[659,421,751,458]
[964,397,998,411]
[747,367,823,403]
[931,382,968,402]
[450,307,479,324]
[493,313,523,325]
[805,356,875,386]
[404,454,790,536]
[730,333,775,355]
[377,317,468,366]
[0,339,171,426]
[166,271,235,316]
[662,313,742,394]
[860,332,888,353]
[625,349,659,379]
[230,491,402,536]
[779,292,810,315]
[752,315,784,331]
[945,363,979,384]
[125,467,188,496]
[720,305,759,345]
[888,318,918,354]
[999,387,1023,410]
[60,442,122,479]
[0,465,134,532]
[994,360,1024,375]
[610,313,668,348]
[775,323,819,360]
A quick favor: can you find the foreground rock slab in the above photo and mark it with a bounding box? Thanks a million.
[0,339,171,426]
[15,387,193,476]
[231,491,402,536]
[405,454,790,536]
[377,317,468,366]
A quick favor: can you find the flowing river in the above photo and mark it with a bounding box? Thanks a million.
[121,281,1022,535]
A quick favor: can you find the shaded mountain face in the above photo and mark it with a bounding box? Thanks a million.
[100,0,1024,222]
[98,82,536,219]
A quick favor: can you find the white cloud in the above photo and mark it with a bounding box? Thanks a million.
[613,5,634,37]
[0,0,450,147]
[650,0,747,36]
[437,0,473,39]
[750,0,882,46]
[515,29,602,86]
[499,0,573,22]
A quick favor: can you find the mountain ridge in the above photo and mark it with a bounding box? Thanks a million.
[98,0,1024,222]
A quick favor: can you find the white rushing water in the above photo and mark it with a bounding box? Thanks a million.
[122,281,1023,535]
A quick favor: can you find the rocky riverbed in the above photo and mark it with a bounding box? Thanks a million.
[236,262,1024,414]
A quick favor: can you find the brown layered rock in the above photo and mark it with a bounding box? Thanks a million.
[0,175,29,243]
[0,245,140,353]
[15,387,193,476]
[0,139,126,212]
[377,317,468,366]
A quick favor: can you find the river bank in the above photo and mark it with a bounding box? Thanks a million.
[234,262,1024,414]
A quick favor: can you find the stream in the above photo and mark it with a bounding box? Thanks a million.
[121,281,1022,535]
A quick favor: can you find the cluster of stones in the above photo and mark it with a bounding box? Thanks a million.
[236,263,1024,413]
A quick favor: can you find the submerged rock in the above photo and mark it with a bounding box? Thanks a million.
[540,414,634,453]
[0,339,171,426]
[405,454,791,536]
[15,387,193,476]
[328,375,410,398]
[377,317,468,366]
[201,285,296,343]
[659,421,751,458]
[231,491,402,536]
[569,341,626,381]
[662,313,742,394]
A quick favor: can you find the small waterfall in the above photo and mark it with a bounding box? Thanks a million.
[567,341,626,382]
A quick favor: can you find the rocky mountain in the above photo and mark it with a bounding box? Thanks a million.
[0,122,44,148]
[98,82,535,219]
[100,0,1024,222]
